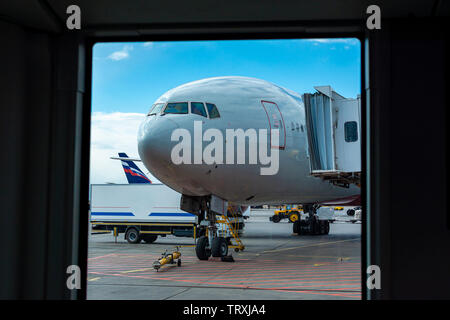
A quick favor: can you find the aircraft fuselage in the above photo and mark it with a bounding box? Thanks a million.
[138,76,359,205]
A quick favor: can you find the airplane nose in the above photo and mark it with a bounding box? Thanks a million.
[137,117,180,177]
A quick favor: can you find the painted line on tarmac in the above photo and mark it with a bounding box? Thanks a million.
[88,277,101,281]
[121,268,154,274]
[88,253,116,260]
[261,238,360,254]
[287,255,352,261]
[87,270,361,298]
[100,272,361,298]
[86,281,360,298]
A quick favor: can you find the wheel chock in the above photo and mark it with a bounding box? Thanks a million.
[221,255,235,262]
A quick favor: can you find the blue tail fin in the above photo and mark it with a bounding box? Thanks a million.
[118,152,151,184]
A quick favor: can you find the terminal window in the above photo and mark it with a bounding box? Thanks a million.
[88,39,362,300]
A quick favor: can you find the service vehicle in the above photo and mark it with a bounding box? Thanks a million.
[350,207,362,223]
[90,183,244,244]
[270,205,303,223]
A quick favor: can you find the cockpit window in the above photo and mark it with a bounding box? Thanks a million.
[148,103,165,116]
[164,102,188,114]
[191,102,207,118]
[206,103,220,119]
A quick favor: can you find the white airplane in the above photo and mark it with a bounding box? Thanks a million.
[137,76,360,259]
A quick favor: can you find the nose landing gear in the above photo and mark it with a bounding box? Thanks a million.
[181,194,241,261]
[193,196,235,261]
[195,235,230,260]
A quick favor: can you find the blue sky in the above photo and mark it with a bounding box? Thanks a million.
[92,39,361,114]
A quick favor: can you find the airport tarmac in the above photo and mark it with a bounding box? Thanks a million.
[87,210,361,300]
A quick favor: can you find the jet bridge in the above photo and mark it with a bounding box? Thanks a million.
[303,86,361,187]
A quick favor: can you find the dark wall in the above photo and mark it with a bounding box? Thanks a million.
[0,14,448,299]
[368,19,449,299]
[0,21,87,299]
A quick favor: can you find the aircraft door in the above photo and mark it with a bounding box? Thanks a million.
[261,100,286,149]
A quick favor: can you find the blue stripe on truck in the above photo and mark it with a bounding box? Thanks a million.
[91,212,135,216]
[148,212,195,217]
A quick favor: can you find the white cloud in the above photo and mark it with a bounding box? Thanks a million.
[142,42,153,47]
[108,45,133,61]
[90,112,159,184]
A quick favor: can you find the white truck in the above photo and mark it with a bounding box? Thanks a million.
[89,184,244,243]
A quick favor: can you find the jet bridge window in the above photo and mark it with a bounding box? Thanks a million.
[191,102,207,117]
[344,121,358,142]
[206,103,220,119]
[148,103,165,116]
[164,102,188,114]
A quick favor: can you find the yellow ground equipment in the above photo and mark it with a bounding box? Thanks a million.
[152,247,182,271]
[270,205,303,223]
[217,205,245,252]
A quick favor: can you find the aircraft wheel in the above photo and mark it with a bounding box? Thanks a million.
[211,237,228,257]
[324,221,330,235]
[293,220,300,234]
[312,217,321,235]
[195,236,210,260]
[316,220,330,235]
[318,221,324,234]
[125,227,141,244]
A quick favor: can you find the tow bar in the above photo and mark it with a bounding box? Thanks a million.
[153,247,182,271]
